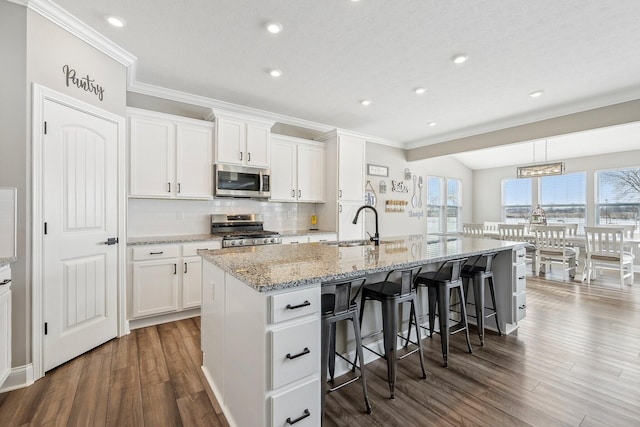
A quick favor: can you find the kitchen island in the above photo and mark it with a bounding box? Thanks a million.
[199,235,527,427]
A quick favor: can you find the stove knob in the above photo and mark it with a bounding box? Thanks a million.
[230,241,236,246]
[263,238,269,244]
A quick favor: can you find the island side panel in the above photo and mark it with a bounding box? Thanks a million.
[201,261,225,404]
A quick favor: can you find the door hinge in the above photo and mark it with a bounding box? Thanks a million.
[44,121,47,135]
[44,322,48,335]
[44,222,48,235]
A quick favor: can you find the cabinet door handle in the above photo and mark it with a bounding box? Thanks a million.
[240,152,243,161]
[184,262,188,274]
[0,279,10,286]
[174,264,177,275]
[248,152,251,162]
[149,251,164,255]
[298,189,301,198]
[177,183,181,193]
[291,189,295,198]
[286,409,310,425]
[518,276,525,280]
[339,189,342,198]
[339,204,342,213]
[286,347,310,360]
[167,182,171,193]
[286,300,310,310]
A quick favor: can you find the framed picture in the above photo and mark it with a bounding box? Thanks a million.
[367,164,388,177]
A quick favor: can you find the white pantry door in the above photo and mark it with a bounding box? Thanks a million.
[42,99,118,372]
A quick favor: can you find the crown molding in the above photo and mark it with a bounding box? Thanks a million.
[26,0,137,74]
[6,0,28,6]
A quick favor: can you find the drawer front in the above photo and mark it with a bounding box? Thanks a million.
[513,247,526,264]
[0,266,10,290]
[512,262,526,294]
[182,241,221,257]
[132,245,178,261]
[270,286,320,324]
[270,378,320,427]
[513,292,527,322]
[270,318,320,390]
[281,236,307,245]
[308,233,336,243]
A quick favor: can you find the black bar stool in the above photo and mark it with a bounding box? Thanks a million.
[412,258,472,367]
[357,267,427,399]
[461,252,502,346]
[321,277,372,423]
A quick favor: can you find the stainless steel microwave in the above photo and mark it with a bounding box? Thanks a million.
[214,164,271,198]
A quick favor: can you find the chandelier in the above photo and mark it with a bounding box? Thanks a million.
[516,140,565,178]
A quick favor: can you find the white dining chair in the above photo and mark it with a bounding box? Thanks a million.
[498,223,536,275]
[462,223,484,238]
[534,225,576,281]
[584,226,634,289]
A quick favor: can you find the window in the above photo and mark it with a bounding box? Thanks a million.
[502,178,532,223]
[539,172,587,231]
[426,176,462,234]
[596,167,640,229]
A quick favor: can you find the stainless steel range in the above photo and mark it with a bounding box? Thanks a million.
[210,214,282,248]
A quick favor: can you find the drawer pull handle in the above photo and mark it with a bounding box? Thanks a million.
[286,300,310,310]
[518,276,525,280]
[0,279,10,285]
[149,251,164,255]
[286,409,310,425]
[286,347,310,360]
[519,304,527,310]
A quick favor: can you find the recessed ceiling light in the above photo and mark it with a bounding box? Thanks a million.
[428,122,437,127]
[452,54,468,64]
[414,87,427,95]
[266,22,282,34]
[529,90,544,98]
[360,99,372,106]
[269,69,282,77]
[106,16,126,28]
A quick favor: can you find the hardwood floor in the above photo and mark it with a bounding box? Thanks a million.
[1,272,639,426]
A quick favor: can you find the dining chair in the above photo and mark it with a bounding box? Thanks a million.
[462,223,484,238]
[534,225,576,281]
[497,223,536,275]
[584,226,634,289]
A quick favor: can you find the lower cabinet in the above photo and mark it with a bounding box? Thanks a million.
[281,233,337,245]
[201,262,321,427]
[0,265,12,388]
[129,240,220,320]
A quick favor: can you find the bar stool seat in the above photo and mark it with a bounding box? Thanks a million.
[357,267,427,399]
[461,252,502,346]
[321,277,371,423]
[412,258,472,367]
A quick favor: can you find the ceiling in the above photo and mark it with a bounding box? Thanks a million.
[49,0,640,154]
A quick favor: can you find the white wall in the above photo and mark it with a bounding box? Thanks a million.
[365,142,473,238]
[473,149,640,224]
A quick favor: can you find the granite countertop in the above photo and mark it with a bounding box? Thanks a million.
[0,257,17,268]
[128,234,222,246]
[199,235,525,292]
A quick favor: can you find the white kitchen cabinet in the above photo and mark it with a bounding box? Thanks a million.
[314,130,366,240]
[201,262,320,427]
[0,265,11,388]
[128,108,213,200]
[270,135,325,203]
[215,112,274,167]
[129,240,221,322]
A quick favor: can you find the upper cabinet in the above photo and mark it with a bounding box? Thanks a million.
[336,134,366,201]
[128,108,214,200]
[214,112,274,168]
[270,135,325,203]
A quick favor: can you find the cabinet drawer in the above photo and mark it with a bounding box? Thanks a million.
[0,266,10,289]
[270,378,320,427]
[281,236,307,245]
[512,262,526,294]
[308,233,336,243]
[270,286,320,324]
[513,292,526,322]
[270,318,320,390]
[182,241,221,257]
[132,245,178,261]
[513,247,526,264]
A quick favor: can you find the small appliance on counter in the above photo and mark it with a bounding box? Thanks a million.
[210,213,282,248]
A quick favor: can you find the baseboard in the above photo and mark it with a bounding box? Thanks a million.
[201,365,238,427]
[0,363,34,393]
[128,308,200,330]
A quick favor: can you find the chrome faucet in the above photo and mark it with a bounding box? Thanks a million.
[352,205,380,246]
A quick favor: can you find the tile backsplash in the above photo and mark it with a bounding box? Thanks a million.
[127,198,319,237]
